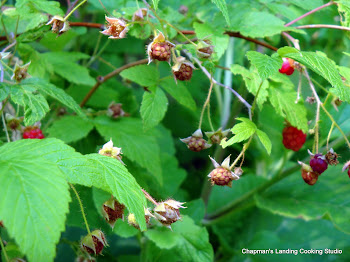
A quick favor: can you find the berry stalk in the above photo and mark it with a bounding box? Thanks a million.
[64,0,87,22]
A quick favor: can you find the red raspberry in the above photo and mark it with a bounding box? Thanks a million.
[348,169,350,178]
[301,169,318,185]
[282,126,306,151]
[173,63,193,81]
[310,154,328,174]
[279,58,295,75]
[150,42,172,62]
[23,128,45,139]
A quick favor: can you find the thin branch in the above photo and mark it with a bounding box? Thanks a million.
[282,32,300,50]
[224,31,278,51]
[80,59,148,107]
[186,53,252,119]
[285,1,336,27]
[142,189,159,206]
[70,22,104,29]
[295,24,350,31]
[1,40,16,52]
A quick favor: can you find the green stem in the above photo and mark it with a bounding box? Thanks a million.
[0,235,9,262]
[64,0,87,21]
[229,136,253,169]
[198,80,214,129]
[69,183,91,235]
[250,81,263,117]
[326,122,335,150]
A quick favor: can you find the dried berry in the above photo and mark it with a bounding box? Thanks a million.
[107,102,128,119]
[309,153,328,174]
[279,58,295,75]
[154,200,186,229]
[81,230,108,255]
[12,62,30,82]
[196,40,214,59]
[180,129,211,152]
[46,16,70,35]
[102,197,125,228]
[205,128,230,144]
[325,148,339,166]
[22,127,45,139]
[147,31,175,64]
[101,16,128,39]
[282,126,306,151]
[208,155,241,187]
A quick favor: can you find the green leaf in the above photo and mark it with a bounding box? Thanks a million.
[232,11,303,38]
[211,0,230,26]
[159,78,196,111]
[221,117,257,148]
[120,65,159,87]
[47,115,94,143]
[0,83,11,101]
[0,139,70,262]
[278,47,350,103]
[268,80,308,132]
[41,52,95,86]
[193,22,229,60]
[85,154,147,231]
[231,64,269,110]
[145,227,179,249]
[21,78,85,118]
[256,129,272,155]
[16,0,64,16]
[338,0,350,28]
[255,165,350,234]
[246,51,282,80]
[152,0,160,10]
[171,216,214,262]
[10,84,49,125]
[140,87,168,130]
[94,116,162,185]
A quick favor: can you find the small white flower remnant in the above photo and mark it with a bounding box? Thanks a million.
[132,8,154,22]
[153,199,186,229]
[99,139,124,164]
[101,16,129,39]
[208,155,241,187]
[46,16,70,34]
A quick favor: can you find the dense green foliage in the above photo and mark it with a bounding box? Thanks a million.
[1,0,350,261]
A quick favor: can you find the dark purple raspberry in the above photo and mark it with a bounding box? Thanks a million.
[310,154,328,174]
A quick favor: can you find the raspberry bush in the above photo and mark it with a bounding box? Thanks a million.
[1,0,350,261]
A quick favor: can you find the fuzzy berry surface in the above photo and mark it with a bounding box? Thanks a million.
[310,154,328,174]
[173,64,193,81]
[282,126,306,151]
[150,42,171,62]
[187,137,207,152]
[209,167,233,186]
[301,170,318,185]
[22,128,45,139]
[279,58,294,75]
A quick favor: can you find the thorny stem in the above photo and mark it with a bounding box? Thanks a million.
[304,69,350,149]
[80,59,148,107]
[285,1,336,27]
[64,0,87,21]
[142,189,158,206]
[198,78,214,129]
[0,234,9,262]
[69,183,91,235]
[184,52,252,119]
[326,123,335,150]
[296,24,350,31]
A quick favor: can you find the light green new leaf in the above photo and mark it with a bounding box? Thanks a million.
[0,140,70,262]
[221,117,257,148]
[152,0,160,10]
[85,154,147,231]
[211,0,230,26]
[278,47,350,103]
[268,81,308,132]
[145,227,180,249]
[10,85,49,125]
[19,78,85,119]
[159,78,196,111]
[94,116,162,185]
[141,87,168,130]
[42,52,95,86]
[47,115,94,143]
[246,51,282,80]
[256,129,272,155]
[231,64,269,110]
[0,83,11,101]
[120,64,159,87]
